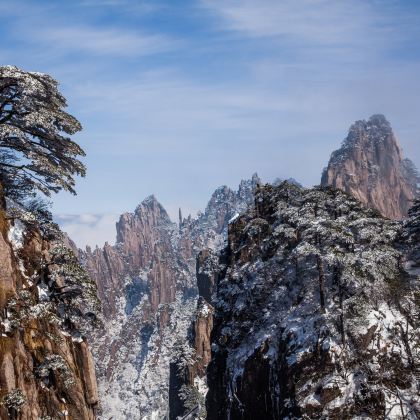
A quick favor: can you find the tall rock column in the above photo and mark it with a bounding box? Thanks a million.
[321,114,419,219]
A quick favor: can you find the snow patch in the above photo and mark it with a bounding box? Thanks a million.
[7,220,26,250]
[228,213,240,224]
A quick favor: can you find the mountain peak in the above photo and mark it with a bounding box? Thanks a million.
[251,172,260,184]
[368,113,391,126]
[132,194,170,220]
[136,194,160,210]
[322,114,418,219]
[344,114,394,150]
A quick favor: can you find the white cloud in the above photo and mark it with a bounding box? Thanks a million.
[203,0,353,39]
[30,25,178,57]
[55,213,119,249]
[2,0,418,225]
[0,1,178,58]
[199,0,414,56]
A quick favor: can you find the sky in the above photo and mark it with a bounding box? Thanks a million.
[1,0,419,248]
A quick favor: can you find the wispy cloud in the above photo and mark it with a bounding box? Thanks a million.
[31,26,178,57]
[1,0,418,248]
[202,1,380,37]
[78,0,162,14]
[199,0,418,59]
[200,0,366,41]
[0,1,178,59]
[55,213,119,249]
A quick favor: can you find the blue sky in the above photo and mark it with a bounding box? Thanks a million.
[1,0,419,247]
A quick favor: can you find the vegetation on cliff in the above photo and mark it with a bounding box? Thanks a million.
[207,182,419,419]
[0,66,98,419]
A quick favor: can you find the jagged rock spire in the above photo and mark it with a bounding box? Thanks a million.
[321,114,419,219]
[81,174,262,418]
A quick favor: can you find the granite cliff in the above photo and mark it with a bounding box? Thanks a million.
[171,116,420,419]
[0,186,99,419]
[322,115,419,219]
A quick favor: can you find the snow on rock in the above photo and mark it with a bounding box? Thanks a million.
[7,219,26,250]
[82,175,261,419]
[0,195,99,419]
[228,213,240,224]
[207,183,420,419]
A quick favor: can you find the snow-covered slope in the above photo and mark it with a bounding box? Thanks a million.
[206,182,419,419]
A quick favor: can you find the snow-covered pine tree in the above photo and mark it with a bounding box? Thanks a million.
[406,198,420,237]
[403,198,420,274]
[0,65,85,202]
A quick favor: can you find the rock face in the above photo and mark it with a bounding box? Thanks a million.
[0,187,98,419]
[321,114,419,219]
[196,249,220,304]
[168,295,214,420]
[168,249,221,420]
[206,182,419,419]
[81,175,260,419]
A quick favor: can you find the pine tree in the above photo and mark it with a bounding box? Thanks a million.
[405,198,420,269]
[407,199,420,232]
[0,65,85,202]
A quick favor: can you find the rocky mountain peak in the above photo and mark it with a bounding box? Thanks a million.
[345,114,395,152]
[81,175,261,418]
[238,172,260,190]
[321,114,419,219]
[134,194,168,216]
[237,172,261,204]
[117,195,171,242]
[205,185,235,209]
